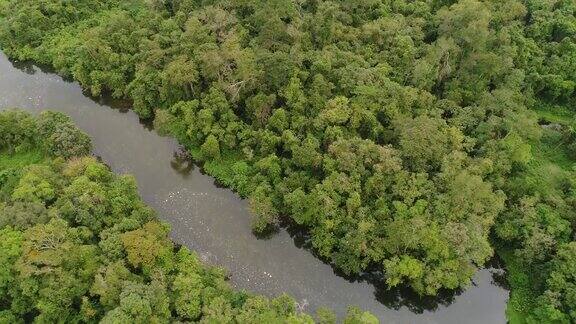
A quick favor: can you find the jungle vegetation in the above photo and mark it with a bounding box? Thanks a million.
[0,109,378,323]
[0,0,575,322]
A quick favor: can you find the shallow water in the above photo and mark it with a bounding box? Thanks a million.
[0,52,508,323]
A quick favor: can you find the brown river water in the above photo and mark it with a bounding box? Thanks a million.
[0,52,508,323]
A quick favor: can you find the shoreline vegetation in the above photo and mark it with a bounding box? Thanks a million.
[0,109,377,323]
[0,0,575,322]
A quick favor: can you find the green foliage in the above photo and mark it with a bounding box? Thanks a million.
[499,248,540,324]
[40,116,91,159]
[2,0,576,319]
[0,110,374,323]
[0,0,526,296]
[249,183,279,233]
[0,149,44,171]
[343,306,379,324]
[0,109,91,159]
[201,134,221,160]
[0,109,38,153]
[532,242,576,323]
[0,227,23,307]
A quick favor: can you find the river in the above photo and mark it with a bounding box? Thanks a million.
[0,52,508,323]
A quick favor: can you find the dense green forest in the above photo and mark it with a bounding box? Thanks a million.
[0,0,575,322]
[0,109,379,323]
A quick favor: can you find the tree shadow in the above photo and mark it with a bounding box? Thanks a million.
[9,58,59,77]
[371,275,463,313]
[486,255,509,290]
[7,57,154,130]
[170,148,194,178]
[282,218,508,313]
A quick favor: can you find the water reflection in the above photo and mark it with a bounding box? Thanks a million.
[10,59,37,75]
[170,148,195,177]
[487,257,509,290]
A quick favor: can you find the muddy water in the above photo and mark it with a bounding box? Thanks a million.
[0,52,508,323]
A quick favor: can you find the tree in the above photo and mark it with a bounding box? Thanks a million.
[16,218,100,323]
[396,115,464,171]
[11,165,59,204]
[121,221,172,272]
[172,272,204,320]
[201,134,221,160]
[532,242,576,323]
[45,123,91,159]
[0,110,38,153]
[249,183,279,233]
[160,55,199,104]
[246,92,276,127]
[37,111,92,158]
[100,281,171,324]
[343,306,379,324]
[0,227,23,309]
[0,202,49,230]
